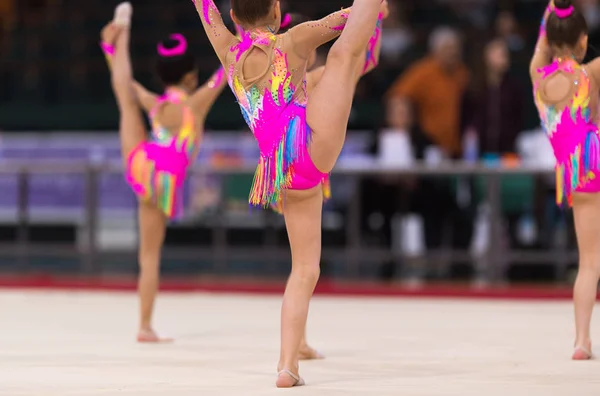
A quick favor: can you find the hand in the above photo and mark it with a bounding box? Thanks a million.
[380,0,389,19]
[100,22,121,45]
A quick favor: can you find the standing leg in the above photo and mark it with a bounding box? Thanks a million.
[136,202,171,342]
[571,192,600,359]
[104,4,169,341]
[277,186,323,387]
[307,0,382,173]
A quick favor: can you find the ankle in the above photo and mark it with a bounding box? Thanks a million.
[575,338,592,348]
[277,361,298,373]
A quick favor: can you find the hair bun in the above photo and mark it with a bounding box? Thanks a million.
[554,0,573,10]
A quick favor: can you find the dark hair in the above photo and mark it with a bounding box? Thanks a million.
[546,0,587,49]
[231,0,274,25]
[278,13,310,34]
[469,37,508,96]
[155,35,197,86]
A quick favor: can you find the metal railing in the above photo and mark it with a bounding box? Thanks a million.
[0,160,574,284]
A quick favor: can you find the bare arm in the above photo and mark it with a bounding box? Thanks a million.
[188,66,227,120]
[191,0,237,63]
[306,10,384,92]
[530,1,554,77]
[360,12,384,76]
[131,81,159,113]
[288,7,351,59]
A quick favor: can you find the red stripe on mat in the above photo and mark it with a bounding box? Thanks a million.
[0,275,580,300]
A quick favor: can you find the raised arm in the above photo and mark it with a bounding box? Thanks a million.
[288,7,351,59]
[306,9,386,92]
[188,66,227,121]
[530,1,554,76]
[360,10,385,76]
[191,0,237,62]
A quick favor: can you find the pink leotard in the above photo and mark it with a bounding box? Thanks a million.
[126,88,199,219]
[533,4,600,207]
[193,0,351,208]
[101,37,226,218]
[229,33,330,207]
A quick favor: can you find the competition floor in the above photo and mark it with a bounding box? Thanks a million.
[1,290,599,395]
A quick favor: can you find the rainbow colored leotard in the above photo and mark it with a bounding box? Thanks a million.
[533,3,600,206]
[534,58,600,206]
[227,30,330,208]
[126,88,199,219]
[192,0,356,209]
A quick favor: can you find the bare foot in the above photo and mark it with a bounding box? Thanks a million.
[299,344,325,360]
[136,329,174,343]
[572,344,592,360]
[276,369,305,388]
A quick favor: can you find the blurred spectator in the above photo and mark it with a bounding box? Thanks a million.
[362,97,418,279]
[461,37,523,155]
[386,26,469,157]
[495,11,526,54]
[437,0,494,29]
[385,27,473,276]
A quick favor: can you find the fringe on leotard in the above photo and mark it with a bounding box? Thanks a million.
[556,130,600,207]
[249,115,310,207]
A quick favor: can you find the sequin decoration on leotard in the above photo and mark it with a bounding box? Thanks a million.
[126,88,199,219]
[534,58,600,206]
[193,0,350,208]
[228,30,312,206]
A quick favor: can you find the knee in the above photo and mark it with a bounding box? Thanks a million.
[138,250,161,273]
[292,263,320,285]
[578,259,600,277]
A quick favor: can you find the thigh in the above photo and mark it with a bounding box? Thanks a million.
[306,54,359,173]
[119,104,147,164]
[572,192,600,261]
[307,57,356,137]
[283,185,323,269]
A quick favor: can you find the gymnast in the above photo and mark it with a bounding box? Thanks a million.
[531,0,600,360]
[192,0,385,386]
[100,2,227,343]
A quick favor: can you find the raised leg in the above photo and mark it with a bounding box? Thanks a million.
[571,192,600,359]
[105,3,146,162]
[307,0,382,173]
[276,186,323,387]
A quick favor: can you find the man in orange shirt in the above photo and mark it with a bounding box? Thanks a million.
[383,27,473,280]
[386,26,469,156]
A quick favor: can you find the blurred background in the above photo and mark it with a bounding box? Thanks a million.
[0,0,591,290]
